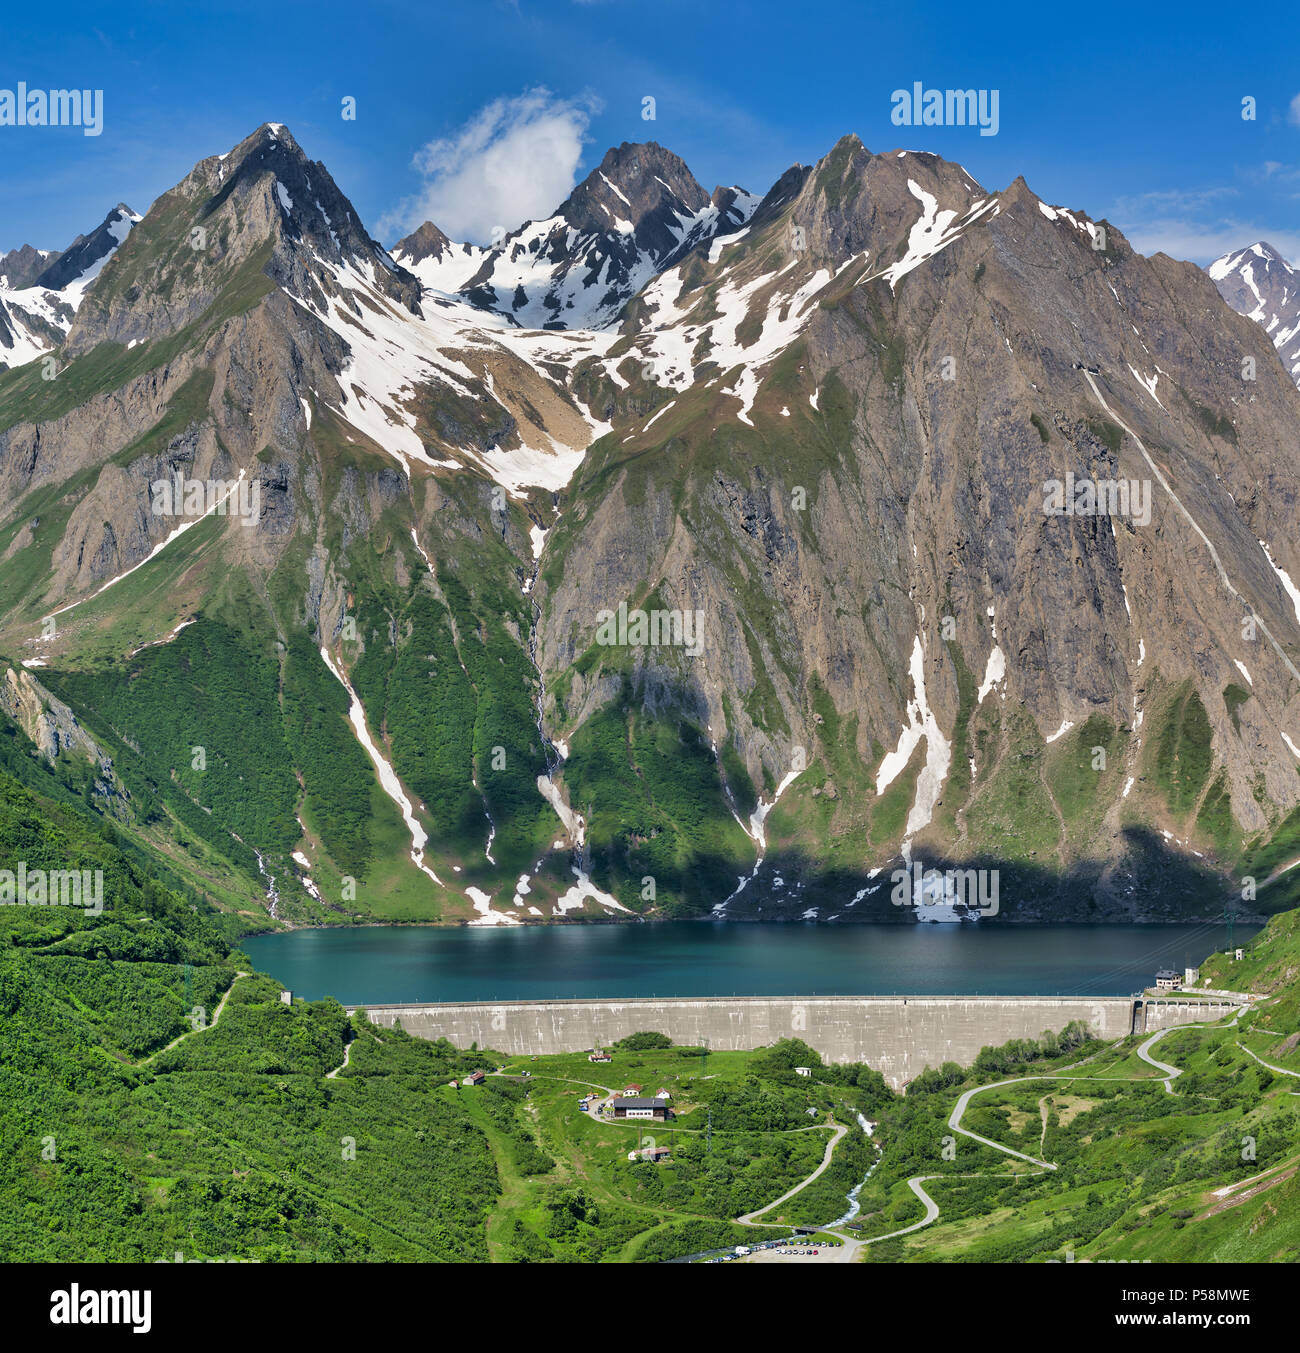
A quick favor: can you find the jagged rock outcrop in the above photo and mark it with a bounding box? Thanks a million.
[1,666,126,808]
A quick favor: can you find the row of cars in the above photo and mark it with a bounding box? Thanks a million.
[706,1238,820,1262]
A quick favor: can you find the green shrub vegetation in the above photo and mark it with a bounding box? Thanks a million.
[3,754,1299,1262]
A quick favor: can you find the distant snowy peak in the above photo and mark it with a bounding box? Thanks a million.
[1208,241,1300,386]
[391,221,487,295]
[1208,240,1295,298]
[29,203,141,293]
[0,203,141,370]
[456,141,760,330]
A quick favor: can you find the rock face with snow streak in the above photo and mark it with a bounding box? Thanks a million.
[0,125,1297,930]
[0,203,140,370]
[1209,241,1300,387]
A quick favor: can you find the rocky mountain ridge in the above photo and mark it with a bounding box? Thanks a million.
[0,203,140,371]
[0,124,1296,930]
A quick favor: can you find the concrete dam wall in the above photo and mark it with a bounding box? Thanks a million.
[351,995,1240,1088]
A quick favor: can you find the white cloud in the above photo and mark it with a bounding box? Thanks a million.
[1288,92,1300,126]
[1112,188,1300,265]
[1120,217,1300,266]
[381,88,601,246]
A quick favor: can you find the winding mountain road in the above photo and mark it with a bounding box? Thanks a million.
[136,971,250,1067]
[948,1078,1058,1169]
[860,1008,1245,1250]
[736,1120,847,1224]
[326,1035,353,1079]
[1237,1041,1300,1091]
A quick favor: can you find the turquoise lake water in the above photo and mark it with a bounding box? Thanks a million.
[242,919,1255,1005]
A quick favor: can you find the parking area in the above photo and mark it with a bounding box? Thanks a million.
[698,1237,855,1264]
[744,1241,855,1264]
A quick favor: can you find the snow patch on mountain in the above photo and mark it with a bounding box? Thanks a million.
[1128,363,1165,409]
[465,886,521,926]
[866,184,997,292]
[555,866,634,916]
[319,645,445,887]
[392,238,488,294]
[977,644,1006,703]
[1259,539,1300,627]
[875,635,952,840]
[627,253,854,422]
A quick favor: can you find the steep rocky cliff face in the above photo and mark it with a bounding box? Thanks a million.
[0,126,1296,927]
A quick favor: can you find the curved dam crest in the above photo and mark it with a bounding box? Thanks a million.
[349,995,1240,1088]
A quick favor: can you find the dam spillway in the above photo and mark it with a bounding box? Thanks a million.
[348,994,1240,1088]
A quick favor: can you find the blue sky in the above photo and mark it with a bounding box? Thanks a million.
[4,0,1300,264]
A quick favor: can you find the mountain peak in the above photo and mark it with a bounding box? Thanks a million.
[394,220,453,262]
[66,125,417,353]
[1253,240,1291,265]
[247,121,301,153]
[200,123,310,185]
[391,220,486,294]
[457,139,751,329]
[1209,239,1300,386]
[560,140,710,243]
[1209,240,1294,282]
[0,242,57,290]
[28,203,139,292]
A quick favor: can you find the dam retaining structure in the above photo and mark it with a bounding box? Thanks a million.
[348,994,1242,1089]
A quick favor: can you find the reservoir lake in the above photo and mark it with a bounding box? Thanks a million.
[241,920,1256,1005]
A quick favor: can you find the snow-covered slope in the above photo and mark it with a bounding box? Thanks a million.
[453,142,759,330]
[1209,241,1300,386]
[0,204,140,370]
[391,221,487,295]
